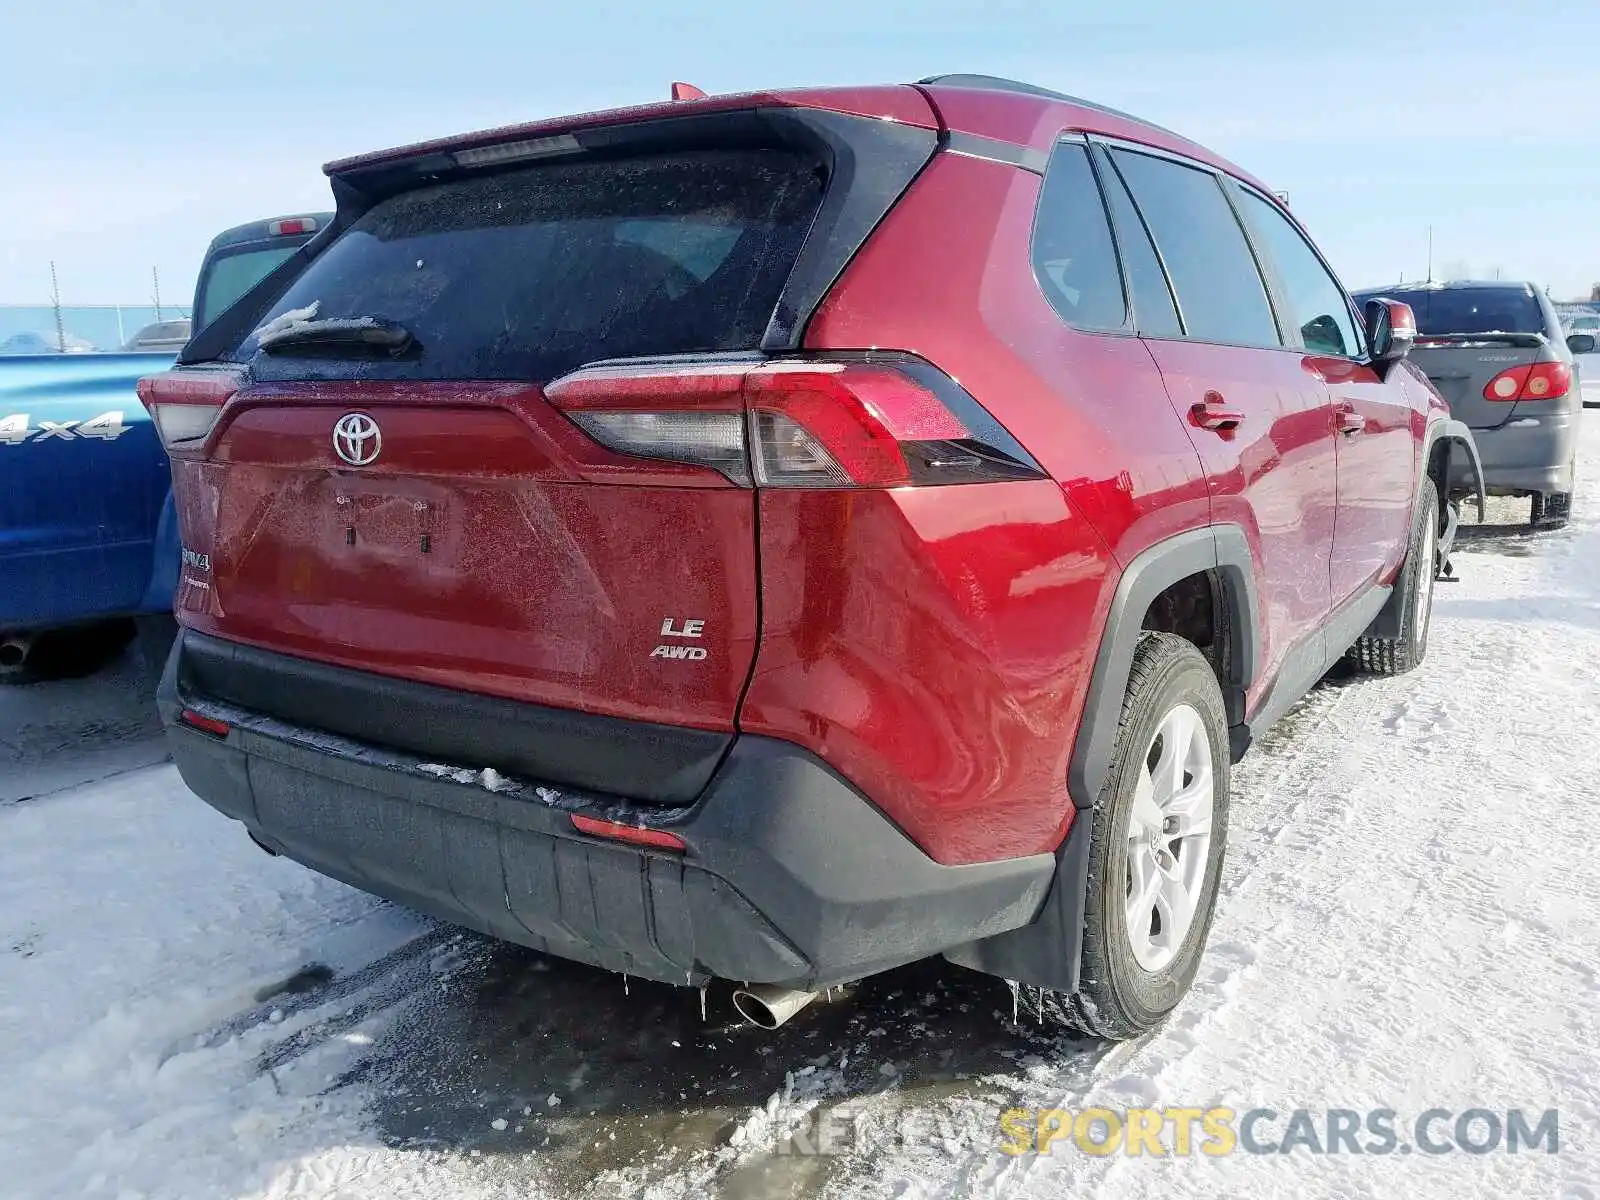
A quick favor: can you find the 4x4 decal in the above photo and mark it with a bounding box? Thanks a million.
[0,411,129,444]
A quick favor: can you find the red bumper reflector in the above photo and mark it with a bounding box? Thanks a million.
[180,709,231,738]
[570,814,686,852]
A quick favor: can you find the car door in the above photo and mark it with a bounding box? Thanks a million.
[1232,187,1415,607]
[0,352,171,626]
[1101,145,1338,705]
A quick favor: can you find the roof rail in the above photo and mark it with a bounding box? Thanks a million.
[917,74,1074,102]
[916,74,1187,142]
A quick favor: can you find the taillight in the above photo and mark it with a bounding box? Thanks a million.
[1483,362,1572,402]
[136,366,246,448]
[544,355,1045,488]
[267,216,318,237]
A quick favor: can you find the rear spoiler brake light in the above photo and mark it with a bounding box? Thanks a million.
[268,216,319,237]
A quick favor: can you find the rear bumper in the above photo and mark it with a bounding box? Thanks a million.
[1451,411,1577,495]
[159,630,1055,989]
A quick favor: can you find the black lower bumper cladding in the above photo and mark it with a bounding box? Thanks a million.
[160,631,1055,989]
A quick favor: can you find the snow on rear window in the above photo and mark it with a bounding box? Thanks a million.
[233,150,824,383]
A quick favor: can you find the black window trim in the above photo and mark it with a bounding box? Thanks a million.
[1228,177,1371,363]
[1028,134,1136,337]
[1089,141,1188,339]
[1083,133,1294,354]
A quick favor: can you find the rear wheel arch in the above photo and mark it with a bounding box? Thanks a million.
[1070,526,1260,813]
[944,530,1261,997]
[1426,417,1486,518]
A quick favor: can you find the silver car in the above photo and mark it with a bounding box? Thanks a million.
[1355,280,1593,527]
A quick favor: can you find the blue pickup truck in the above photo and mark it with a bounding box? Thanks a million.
[0,214,330,683]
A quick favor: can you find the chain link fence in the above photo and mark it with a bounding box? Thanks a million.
[0,304,191,353]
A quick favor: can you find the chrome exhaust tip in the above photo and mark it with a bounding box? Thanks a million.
[0,634,36,671]
[731,983,820,1030]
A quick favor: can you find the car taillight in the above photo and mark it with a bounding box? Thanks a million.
[1482,362,1572,402]
[544,355,1045,488]
[267,216,318,237]
[136,367,247,448]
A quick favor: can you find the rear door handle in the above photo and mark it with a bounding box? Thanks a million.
[1336,404,1365,436]
[1189,392,1244,432]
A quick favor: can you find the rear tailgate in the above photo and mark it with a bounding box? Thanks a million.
[158,99,939,781]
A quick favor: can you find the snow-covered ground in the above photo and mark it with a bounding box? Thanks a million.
[4,395,1599,1200]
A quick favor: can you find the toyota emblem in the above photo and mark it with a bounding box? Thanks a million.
[332,412,381,467]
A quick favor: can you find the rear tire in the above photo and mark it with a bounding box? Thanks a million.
[1025,632,1229,1040]
[1345,482,1439,676]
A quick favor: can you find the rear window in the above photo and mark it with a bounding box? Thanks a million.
[196,246,300,330]
[1365,287,1546,337]
[233,150,825,383]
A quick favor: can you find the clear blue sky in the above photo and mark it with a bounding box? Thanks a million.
[3,0,1597,305]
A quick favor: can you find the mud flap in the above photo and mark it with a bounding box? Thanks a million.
[1436,501,1461,584]
[942,808,1093,993]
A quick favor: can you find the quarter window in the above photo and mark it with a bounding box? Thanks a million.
[1238,190,1361,357]
[1110,150,1279,347]
[1031,143,1128,332]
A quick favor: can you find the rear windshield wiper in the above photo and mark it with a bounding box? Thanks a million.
[257,316,416,356]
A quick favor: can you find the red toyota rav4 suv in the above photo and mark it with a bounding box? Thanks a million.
[141,76,1481,1039]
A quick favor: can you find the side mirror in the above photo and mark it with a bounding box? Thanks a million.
[1365,298,1417,376]
[1567,332,1597,355]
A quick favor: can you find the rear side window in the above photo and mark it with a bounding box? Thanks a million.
[1094,147,1182,338]
[1110,150,1279,347]
[1237,190,1361,357]
[1031,143,1127,331]
[234,150,825,383]
[1361,287,1546,337]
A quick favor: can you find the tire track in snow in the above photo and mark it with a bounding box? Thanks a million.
[1003,495,1600,1197]
[961,671,1416,1199]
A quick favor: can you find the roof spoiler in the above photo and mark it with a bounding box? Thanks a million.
[182,106,939,366]
[1413,331,1548,349]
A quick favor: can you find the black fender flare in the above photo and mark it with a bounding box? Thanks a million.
[1070,525,1260,811]
[944,525,1262,992]
[1428,417,1486,519]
